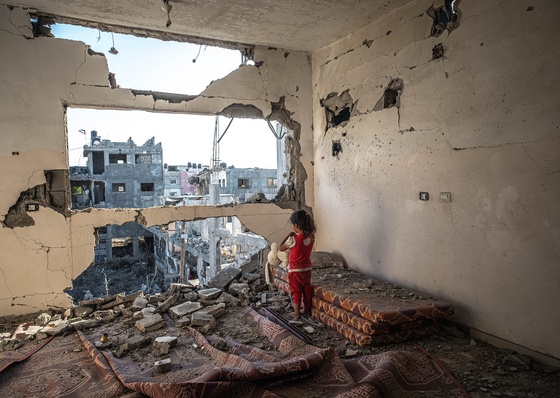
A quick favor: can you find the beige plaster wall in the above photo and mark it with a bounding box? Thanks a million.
[312,0,560,358]
[0,5,310,315]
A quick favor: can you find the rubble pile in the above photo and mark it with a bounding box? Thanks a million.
[0,269,293,362]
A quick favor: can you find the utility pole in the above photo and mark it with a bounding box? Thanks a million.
[179,221,186,283]
[207,116,222,280]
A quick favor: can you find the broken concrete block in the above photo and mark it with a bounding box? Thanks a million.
[116,292,140,305]
[73,306,93,318]
[71,319,101,331]
[153,336,178,355]
[35,313,52,326]
[135,314,165,333]
[183,292,199,301]
[169,301,203,319]
[130,296,149,311]
[208,266,242,290]
[126,334,152,350]
[191,312,216,329]
[175,317,191,328]
[198,303,226,319]
[198,288,222,300]
[38,320,71,336]
[228,283,250,298]
[141,307,157,317]
[93,310,115,320]
[157,293,179,314]
[13,324,43,340]
[154,357,172,373]
[216,292,241,307]
[0,338,24,351]
[170,283,193,295]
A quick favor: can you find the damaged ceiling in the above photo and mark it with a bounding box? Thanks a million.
[13,0,410,51]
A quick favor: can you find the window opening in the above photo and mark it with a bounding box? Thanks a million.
[112,183,126,193]
[109,153,127,164]
[238,178,250,188]
[141,183,155,192]
[68,109,283,210]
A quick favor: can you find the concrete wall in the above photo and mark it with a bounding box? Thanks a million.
[312,0,560,359]
[0,5,310,316]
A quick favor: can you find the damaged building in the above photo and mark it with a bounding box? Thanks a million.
[1,0,560,395]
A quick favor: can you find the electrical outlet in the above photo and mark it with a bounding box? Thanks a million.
[26,203,39,211]
[419,192,429,201]
[439,192,451,203]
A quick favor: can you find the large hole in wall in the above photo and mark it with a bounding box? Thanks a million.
[320,90,357,131]
[50,23,243,93]
[427,0,461,38]
[68,108,285,210]
[66,214,268,302]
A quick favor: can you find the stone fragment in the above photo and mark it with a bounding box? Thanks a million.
[198,303,226,319]
[228,283,250,298]
[169,302,203,319]
[153,336,178,354]
[198,288,222,300]
[0,338,23,351]
[141,307,157,317]
[126,334,152,350]
[71,319,101,331]
[73,306,94,318]
[36,313,52,326]
[39,320,71,336]
[13,324,43,340]
[303,326,315,334]
[131,297,148,310]
[154,358,172,373]
[157,293,179,314]
[216,292,241,307]
[208,266,242,290]
[175,317,191,328]
[170,283,192,295]
[135,314,165,332]
[183,292,199,301]
[261,292,267,304]
[191,312,216,329]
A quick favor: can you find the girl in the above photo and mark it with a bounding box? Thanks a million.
[279,210,316,319]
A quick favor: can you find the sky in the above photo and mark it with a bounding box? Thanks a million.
[53,24,279,169]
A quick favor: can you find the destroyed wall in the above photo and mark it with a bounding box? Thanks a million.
[0,5,309,316]
[312,0,560,359]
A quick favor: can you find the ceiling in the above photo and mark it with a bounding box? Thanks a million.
[13,0,409,51]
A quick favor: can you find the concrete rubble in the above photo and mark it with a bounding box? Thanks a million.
[0,269,290,361]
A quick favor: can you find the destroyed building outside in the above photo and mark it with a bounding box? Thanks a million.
[0,0,559,396]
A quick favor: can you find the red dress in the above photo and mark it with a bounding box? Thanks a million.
[288,233,314,310]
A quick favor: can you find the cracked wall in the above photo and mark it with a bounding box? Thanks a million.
[312,0,560,359]
[0,5,311,315]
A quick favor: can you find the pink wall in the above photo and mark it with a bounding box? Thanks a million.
[180,170,198,195]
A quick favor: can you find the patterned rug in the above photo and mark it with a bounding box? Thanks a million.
[0,309,468,397]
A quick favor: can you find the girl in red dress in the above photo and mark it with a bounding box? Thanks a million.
[279,210,316,319]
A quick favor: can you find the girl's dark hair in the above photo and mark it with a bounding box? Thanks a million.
[290,210,316,235]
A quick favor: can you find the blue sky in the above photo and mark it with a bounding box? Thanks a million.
[54,24,278,169]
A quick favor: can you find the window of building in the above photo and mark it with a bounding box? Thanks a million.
[109,153,127,164]
[92,151,105,174]
[170,179,177,184]
[238,178,250,188]
[267,178,277,187]
[112,183,126,193]
[135,153,153,164]
[220,179,226,188]
[141,183,155,192]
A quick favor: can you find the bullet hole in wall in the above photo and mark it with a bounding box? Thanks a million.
[432,43,444,60]
[427,0,460,37]
[332,140,342,157]
[373,78,403,111]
